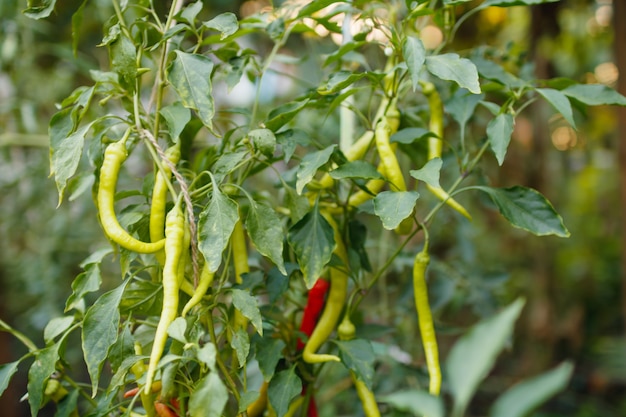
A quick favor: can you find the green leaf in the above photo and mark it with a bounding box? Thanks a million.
[27,343,61,417]
[410,158,442,189]
[426,53,481,94]
[317,71,367,95]
[471,56,524,88]
[490,362,574,417]
[212,150,247,184]
[82,281,128,396]
[483,0,559,6]
[168,317,188,344]
[249,128,276,157]
[56,389,80,417]
[446,89,484,128]
[0,361,20,398]
[268,367,302,417]
[109,33,137,92]
[297,0,341,17]
[66,249,109,312]
[197,342,217,372]
[373,191,420,230]
[380,390,445,417]
[179,0,203,24]
[536,88,576,129]
[486,112,515,166]
[23,0,56,19]
[276,129,310,162]
[324,41,367,67]
[474,186,570,237]
[402,36,426,91]
[231,289,263,335]
[336,339,376,389]
[71,1,87,57]
[43,317,75,345]
[160,102,191,142]
[265,100,309,132]
[189,372,228,417]
[296,145,336,194]
[329,160,383,181]
[230,328,250,368]
[391,128,435,147]
[245,202,286,274]
[447,299,525,416]
[287,206,335,287]
[203,12,239,40]
[562,84,626,107]
[198,184,239,273]
[256,337,287,381]
[168,51,216,131]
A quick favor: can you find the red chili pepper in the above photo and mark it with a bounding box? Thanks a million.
[308,396,319,417]
[296,278,330,350]
[154,401,177,417]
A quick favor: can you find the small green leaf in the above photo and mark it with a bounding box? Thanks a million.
[179,1,203,24]
[189,373,228,417]
[446,89,484,128]
[490,362,574,417]
[447,299,525,416]
[168,51,215,131]
[486,112,515,166]
[373,191,420,230]
[246,202,286,274]
[249,128,276,157]
[198,183,240,273]
[265,100,309,132]
[536,88,576,129]
[23,0,57,19]
[160,102,191,141]
[197,343,217,372]
[562,83,626,107]
[43,317,75,345]
[0,361,20,398]
[71,1,87,57]
[336,339,376,389]
[27,343,61,417]
[66,256,107,312]
[287,206,335,287]
[230,328,250,368]
[317,71,367,95]
[82,281,128,396]
[268,367,302,417]
[55,389,80,417]
[231,289,263,335]
[426,53,481,94]
[203,12,239,40]
[329,160,383,181]
[390,127,436,145]
[109,33,137,92]
[410,158,442,189]
[380,390,444,417]
[168,317,188,343]
[212,150,247,184]
[474,186,570,237]
[256,337,287,381]
[296,145,336,194]
[402,36,426,90]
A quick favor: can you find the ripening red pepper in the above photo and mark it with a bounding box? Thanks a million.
[296,278,330,350]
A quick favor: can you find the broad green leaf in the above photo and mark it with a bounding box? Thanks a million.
[82,281,128,396]
[109,33,137,92]
[198,184,239,273]
[287,206,335,287]
[189,373,228,417]
[43,317,75,345]
[168,317,188,344]
[402,36,426,90]
[317,71,367,95]
[50,121,93,205]
[296,145,336,194]
[447,89,484,128]
[240,391,261,413]
[203,12,239,40]
[329,160,383,181]
[562,84,626,107]
[284,185,311,223]
[373,191,420,230]
[65,262,103,312]
[256,337,287,381]
[0,361,20,398]
[71,1,87,57]
[336,339,376,389]
[391,127,436,144]
[27,343,61,417]
[55,389,80,417]
[268,367,302,417]
[486,113,515,166]
[267,264,297,303]
[249,128,276,157]
[471,56,524,88]
[483,0,559,6]
[265,100,309,132]
[426,54,481,94]
[231,289,263,335]
[380,390,444,417]
[447,299,525,416]
[474,186,570,237]
[212,150,247,184]
[179,1,203,24]
[276,129,310,162]
[536,88,576,129]
[490,362,574,417]
[197,342,217,372]
[230,328,250,368]
[160,102,191,141]
[410,158,442,189]
[23,0,56,19]
[168,51,215,131]
[246,202,286,274]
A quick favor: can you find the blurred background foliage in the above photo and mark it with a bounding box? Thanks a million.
[0,0,624,416]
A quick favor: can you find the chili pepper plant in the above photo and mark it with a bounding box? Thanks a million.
[2,0,625,416]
